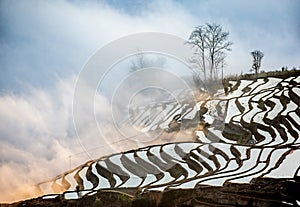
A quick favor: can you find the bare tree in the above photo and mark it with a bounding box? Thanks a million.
[130,52,166,72]
[188,23,232,81]
[205,23,232,80]
[214,52,226,80]
[251,50,264,75]
[189,25,207,81]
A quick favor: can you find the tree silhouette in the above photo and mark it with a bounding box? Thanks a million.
[189,25,207,81]
[130,52,166,73]
[188,23,233,81]
[251,50,264,75]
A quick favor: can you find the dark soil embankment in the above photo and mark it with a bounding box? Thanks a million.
[2,177,299,207]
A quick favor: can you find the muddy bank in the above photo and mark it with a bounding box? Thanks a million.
[2,177,299,207]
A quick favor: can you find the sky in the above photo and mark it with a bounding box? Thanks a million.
[1,0,299,90]
[0,0,300,203]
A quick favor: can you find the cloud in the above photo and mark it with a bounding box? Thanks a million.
[176,0,300,72]
[0,75,123,202]
[1,0,299,91]
[0,76,75,202]
[0,0,196,91]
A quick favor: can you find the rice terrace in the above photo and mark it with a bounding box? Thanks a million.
[3,69,300,207]
[1,1,300,207]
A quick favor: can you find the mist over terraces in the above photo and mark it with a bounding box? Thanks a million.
[1,0,300,206]
[4,70,300,207]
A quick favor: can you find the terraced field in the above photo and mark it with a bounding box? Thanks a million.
[30,71,300,206]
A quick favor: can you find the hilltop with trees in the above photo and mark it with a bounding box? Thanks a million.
[188,23,233,82]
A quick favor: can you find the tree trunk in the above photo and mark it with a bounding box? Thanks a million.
[210,55,214,80]
[202,53,206,82]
